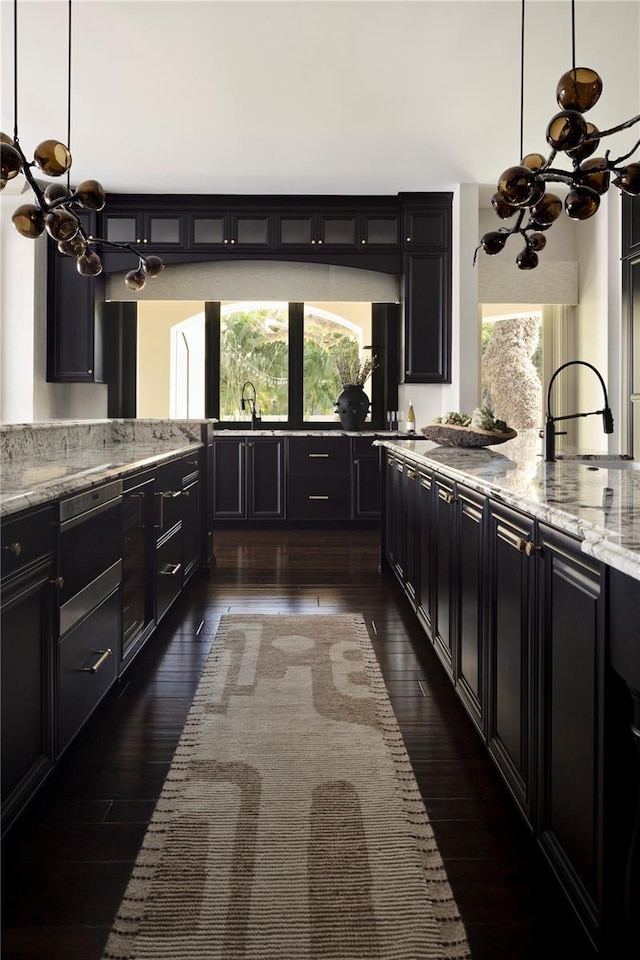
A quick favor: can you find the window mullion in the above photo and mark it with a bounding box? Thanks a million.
[289,302,304,428]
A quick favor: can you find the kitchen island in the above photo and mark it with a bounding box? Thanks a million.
[376,431,639,957]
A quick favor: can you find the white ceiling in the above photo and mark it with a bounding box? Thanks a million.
[1,1,639,199]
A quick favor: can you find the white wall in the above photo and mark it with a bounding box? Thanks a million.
[1,191,36,423]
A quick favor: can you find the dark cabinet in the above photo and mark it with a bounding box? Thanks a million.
[121,472,156,669]
[187,209,271,251]
[536,522,606,946]
[102,209,184,248]
[181,471,201,581]
[46,216,104,383]
[486,500,536,821]
[213,437,285,520]
[288,436,350,521]
[58,589,120,753]
[400,193,452,385]
[431,475,457,677]
[1,505,56,835]
[416,465,434,636]
[351,437,381,519]
[456,484,486,731]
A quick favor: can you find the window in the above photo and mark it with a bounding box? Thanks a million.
[212,300,389,429]
[481,309,543,429]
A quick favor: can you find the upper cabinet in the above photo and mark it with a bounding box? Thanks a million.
[46,192,450,385]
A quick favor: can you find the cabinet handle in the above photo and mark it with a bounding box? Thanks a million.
[160,490,182,498]
[308,453,329,458]
[224,239,229,244]
[82,648,112,674]
[230,239,236,244]
[443,491,456,504]
[2,541,22,556]
[387,456,395,466]
[50,576,64,588]
[361,239,366,244]
[524,541,539,557]
[159,562,182,576]
[87,369,93,375]
[309,495,329,500]
[406,236,412,242]
[317,239,323,244]
[407,469,415,480]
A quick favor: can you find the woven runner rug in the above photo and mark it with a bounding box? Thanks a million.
[102,614,471,960]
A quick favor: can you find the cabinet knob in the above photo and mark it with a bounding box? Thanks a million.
[524,541,540,557]
[136,238,141,243]
[317,239,323,244]
[87,369,93,375]
[361,239,366,244]
[50,576,64,588]
[311,239,316,245]
[2,541,22,556]
[224,239,229,244]
[230,239,236,244]
[406,236,412,242]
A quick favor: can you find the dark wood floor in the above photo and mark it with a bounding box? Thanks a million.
[1,529,595,960]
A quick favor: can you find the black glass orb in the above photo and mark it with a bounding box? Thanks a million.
[516,247,539,270]
[45,209,80,242]
[58,235,87,257]
[577,158,610,195]
[480,231,508,255]
[521,152,547,172]
[33,139,72,177]
[77,251,103,277]
[497,165,538,206]
[546,110,588,152]
[143,255,165,278]
[125,267,147,290]
[529,193,563,227]
[556,68,603,113]
[528,232,547,252]
[565,186,600,220]
[74,179,106,211]
[1,142,22,180]
[12,203,46,238]
[43,182,71,205]
[613,164,640,196]
[0,131,15,145]
[567,123,600,162]
[491,192,517,219]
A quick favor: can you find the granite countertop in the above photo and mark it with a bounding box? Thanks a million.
[375,432,640,582]
[0,440,203,518]
[214,429,413,438]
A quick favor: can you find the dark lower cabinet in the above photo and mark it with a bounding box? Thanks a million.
[213,438,284,520]
[486,500,536,822]
[58,589,120,753]
[352,439,381,519]
[121,473,156,670]
[382,447,638,954]
[432,475,457,677]
[156,523,183,623]
[536,522,605,947]
[1,558,55,836]
[456,485,485,733]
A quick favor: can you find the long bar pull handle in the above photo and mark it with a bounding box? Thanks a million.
[159,562,182,576]
[82,648,112,674]
[308,453,330,458]
[309,496,330,500]
[2,541,22,556]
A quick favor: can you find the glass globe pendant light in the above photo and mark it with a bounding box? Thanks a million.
[5,0,164,289]
[476,0,640,271]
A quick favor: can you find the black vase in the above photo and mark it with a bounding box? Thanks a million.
[335,384,370,431]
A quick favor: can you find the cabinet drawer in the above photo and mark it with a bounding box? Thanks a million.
[58,589,119,752]
[156,526,183,622]
[288,437,350,475]
[1,505,56,581]
[288,476,350,519]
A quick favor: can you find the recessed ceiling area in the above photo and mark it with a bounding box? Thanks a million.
[1,1,638,197]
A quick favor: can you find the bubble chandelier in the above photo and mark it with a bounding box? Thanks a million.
[0,0,164,291]
[476,0,640,271]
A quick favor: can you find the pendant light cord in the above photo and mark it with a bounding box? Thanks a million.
[571,0,576,72]
[67,0,72,190]
[12,0,18,142]
[519,0,525,162]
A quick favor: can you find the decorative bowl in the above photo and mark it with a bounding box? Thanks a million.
[420,423,518,448]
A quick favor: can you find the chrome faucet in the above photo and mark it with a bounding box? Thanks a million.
[544,360,614,461]
[240,381,260,429]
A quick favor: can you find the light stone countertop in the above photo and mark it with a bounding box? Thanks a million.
[375,432,640,582]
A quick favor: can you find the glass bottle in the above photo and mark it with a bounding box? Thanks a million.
[406,401,416,434]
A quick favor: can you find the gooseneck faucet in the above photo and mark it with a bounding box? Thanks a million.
[240,381,259,429]
[544,360,614,462]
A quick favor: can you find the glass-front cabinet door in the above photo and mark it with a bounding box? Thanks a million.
[187,211,271,250]
[102,211,184,248]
